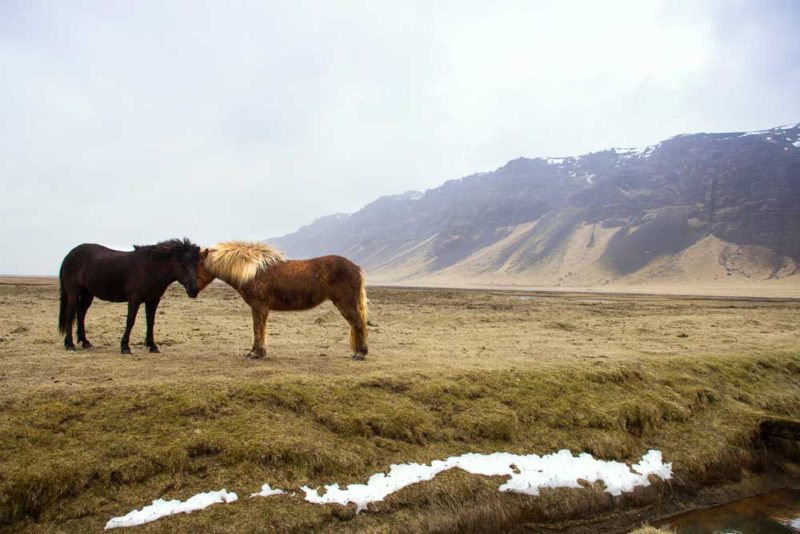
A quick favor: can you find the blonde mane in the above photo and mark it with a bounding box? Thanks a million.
[204,241,286,286]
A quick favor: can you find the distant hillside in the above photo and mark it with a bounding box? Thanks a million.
[272,124,800,288]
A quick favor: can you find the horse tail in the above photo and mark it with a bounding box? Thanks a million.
[58,269,67,334]
[349,268,369,352]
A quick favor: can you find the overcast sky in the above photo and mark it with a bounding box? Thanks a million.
[1,0,799,274]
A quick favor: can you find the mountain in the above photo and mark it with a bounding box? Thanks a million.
[271,124,800,288]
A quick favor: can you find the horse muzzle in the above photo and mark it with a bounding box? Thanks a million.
[187,287,199,299]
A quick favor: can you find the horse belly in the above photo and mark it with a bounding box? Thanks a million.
[88,287,128,303]
[266,287,326,311]
[78,267,129,302]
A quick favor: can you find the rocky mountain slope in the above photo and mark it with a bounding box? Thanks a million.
[272,124,800,287]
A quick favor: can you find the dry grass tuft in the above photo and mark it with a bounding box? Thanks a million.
[629,527,674,534]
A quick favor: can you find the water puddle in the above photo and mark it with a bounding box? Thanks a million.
[656,488,800,533]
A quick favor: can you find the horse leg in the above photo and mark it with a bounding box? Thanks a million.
[144,300,161,353]
[120,299,141,354]
[332,298,369,360]
[246,302,269,359]
[63,290,79,351]
[76,290,94,348]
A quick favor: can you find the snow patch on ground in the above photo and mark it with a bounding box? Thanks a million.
[105,489,238,529]
[302,449,671,513]
[613,145,656,159]
[104,450,672,526]
[739,124,800,137]
[739,129,769,137]
[250,484,286,498]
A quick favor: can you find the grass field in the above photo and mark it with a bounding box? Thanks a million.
[1,279,799,532]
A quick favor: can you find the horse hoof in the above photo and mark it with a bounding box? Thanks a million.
[65,345,76,352]
[121,348,132,355]
[246,350,266,360]
[149,346,161,354]
[352,354,366,361]
[81,341,93,349]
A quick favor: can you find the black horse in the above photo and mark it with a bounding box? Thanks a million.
[58,238,201,354]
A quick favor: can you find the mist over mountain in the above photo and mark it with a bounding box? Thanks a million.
[272,124,800,287]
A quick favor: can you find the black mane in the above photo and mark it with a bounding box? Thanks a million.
[133,238,200,262]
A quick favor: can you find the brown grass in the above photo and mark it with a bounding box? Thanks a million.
[0,280,799,532]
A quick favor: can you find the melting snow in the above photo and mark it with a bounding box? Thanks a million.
[104,450,672,526]
[104,489,238,529]
[301,449,671,513]
[250,484,286,498]
[737,125,800,148]
[612,145,655,159]
[739,124,799,138]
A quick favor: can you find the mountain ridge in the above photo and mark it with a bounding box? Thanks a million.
[271,124,800,288]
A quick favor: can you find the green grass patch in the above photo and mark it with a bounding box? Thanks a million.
[1,353,800,531]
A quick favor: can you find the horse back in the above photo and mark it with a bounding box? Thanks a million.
[60,244,149,302]
[252,255,363,311]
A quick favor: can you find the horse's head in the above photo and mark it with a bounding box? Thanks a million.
[196,249,217,292]
[169,241,201,298]
[133,238,201,297]
[164,240,201,298]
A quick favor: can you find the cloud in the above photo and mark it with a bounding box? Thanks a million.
[1,0,798,274]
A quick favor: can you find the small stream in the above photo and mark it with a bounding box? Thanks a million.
[656,488,800,533]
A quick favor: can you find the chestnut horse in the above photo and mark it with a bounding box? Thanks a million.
[59,239,201,353]
[196,241,368,360]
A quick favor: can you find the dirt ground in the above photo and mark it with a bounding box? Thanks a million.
[2,278,798,393]
[1,278,799,532]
